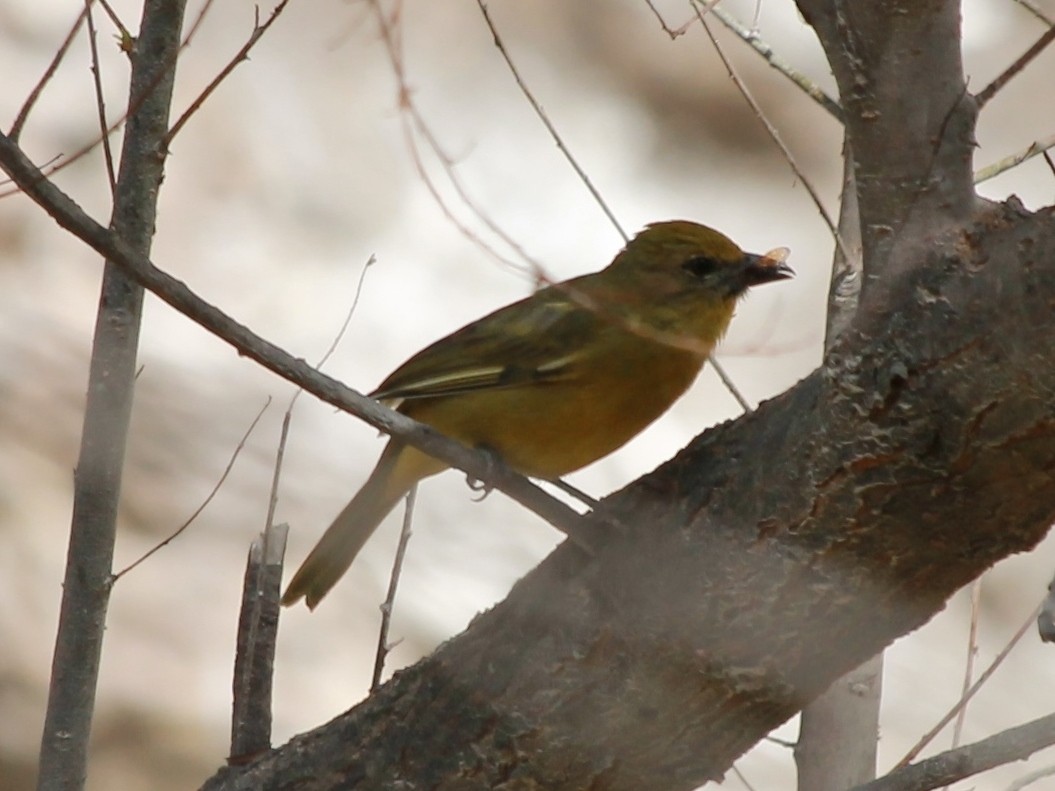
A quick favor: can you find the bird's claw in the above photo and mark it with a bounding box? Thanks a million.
[467,445,504,501]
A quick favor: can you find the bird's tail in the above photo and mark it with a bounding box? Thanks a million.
[281,442,445,609]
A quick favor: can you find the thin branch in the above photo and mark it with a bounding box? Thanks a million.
[692,2,852,265]
[896,598,1046,768]
[709,356,753,412]
[2,0,226,200]
[84,1,118,193]
[547,478,599,511]
[97,0,132,48]
[950,580,983,752]
[974,133,1055,184]
[731,763,760,791]
[975,25,1055,108]
[368,0,540,277]
[286,253,376,421]
[851,712,1055,791]
[0,129,593,551]
[9,7,89,141]
[179,0,218,48]
[476,0,627,243]
[642,0,696,38]
[709,5,843,122]
[644,2,843,129]
[372,486,417,692]
[233,254,375,750]
[1011,0,1055,27]
[113,398,271,580]
[1005,764,1055,791]
[165,0,291,146]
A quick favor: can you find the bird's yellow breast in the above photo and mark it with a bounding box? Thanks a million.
[401,328,707,478]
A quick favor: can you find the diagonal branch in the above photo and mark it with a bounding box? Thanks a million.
[0,130,592,552]
[851,712,1055,791]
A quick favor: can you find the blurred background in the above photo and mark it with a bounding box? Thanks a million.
[1,1,1053,788]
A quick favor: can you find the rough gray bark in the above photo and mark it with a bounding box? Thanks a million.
[199,197,1055,790]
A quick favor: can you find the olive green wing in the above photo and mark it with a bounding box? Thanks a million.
[371,282,603,402]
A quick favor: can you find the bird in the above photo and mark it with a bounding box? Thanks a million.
[282,220,793,609]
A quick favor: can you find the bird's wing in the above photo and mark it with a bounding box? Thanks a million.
[371,284,603,402]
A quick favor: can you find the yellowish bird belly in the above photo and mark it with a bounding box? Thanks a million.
[403,340,704,479]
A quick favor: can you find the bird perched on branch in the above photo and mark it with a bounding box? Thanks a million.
[282,220,793,609]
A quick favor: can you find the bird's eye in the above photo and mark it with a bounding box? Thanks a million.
[682,255,720,278]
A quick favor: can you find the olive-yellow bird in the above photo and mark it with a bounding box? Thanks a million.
[282,220,792,608]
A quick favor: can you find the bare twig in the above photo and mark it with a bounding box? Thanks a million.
[1004,764,1055,791]
[97,0,132,47]
[229,524,288,763]
[731,763,760,791]
[897,599,1046,768]
[975,25,1055,108]
[693,1,851,264]
[112,398,271,580]
[165,0,291,146]
[1011,0,1055,27]
[84,1,117,194]
[372,486,417,692]
[950,580,983,751]
[642,0,696,38]
[286,253,376,421]
[709,356,753,412]
[709,5,843,122]
[9,7,89,141]
[3,0,231,200]
[368,0,540,277]
[547,478,599,511]
[0,129,592,549]
[850,712,1055,791]
[974,133,1055,184]
[476,0,627,243]
[231,261,369,753]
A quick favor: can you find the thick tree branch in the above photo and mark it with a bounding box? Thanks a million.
[197,200,1055,790]
[796,0,978,277]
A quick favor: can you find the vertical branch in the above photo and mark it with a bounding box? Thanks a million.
[36,2,188,789]
[796,656,883,790]
[230,525,289,762]
[372,486,418,692]
[823,144,863,348]
[797,138,881,791]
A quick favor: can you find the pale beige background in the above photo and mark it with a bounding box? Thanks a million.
[1,1,1054,789]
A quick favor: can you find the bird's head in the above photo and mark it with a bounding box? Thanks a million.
[590,219,794,352]
[608,220,794,302]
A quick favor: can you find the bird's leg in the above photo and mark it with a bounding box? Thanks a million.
[466,444,504,501]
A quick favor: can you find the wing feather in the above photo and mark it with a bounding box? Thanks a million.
[370,284,599,402]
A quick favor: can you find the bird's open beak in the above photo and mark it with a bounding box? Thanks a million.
[742,247,794,286]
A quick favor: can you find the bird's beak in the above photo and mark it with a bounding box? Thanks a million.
[742,247,794,286]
